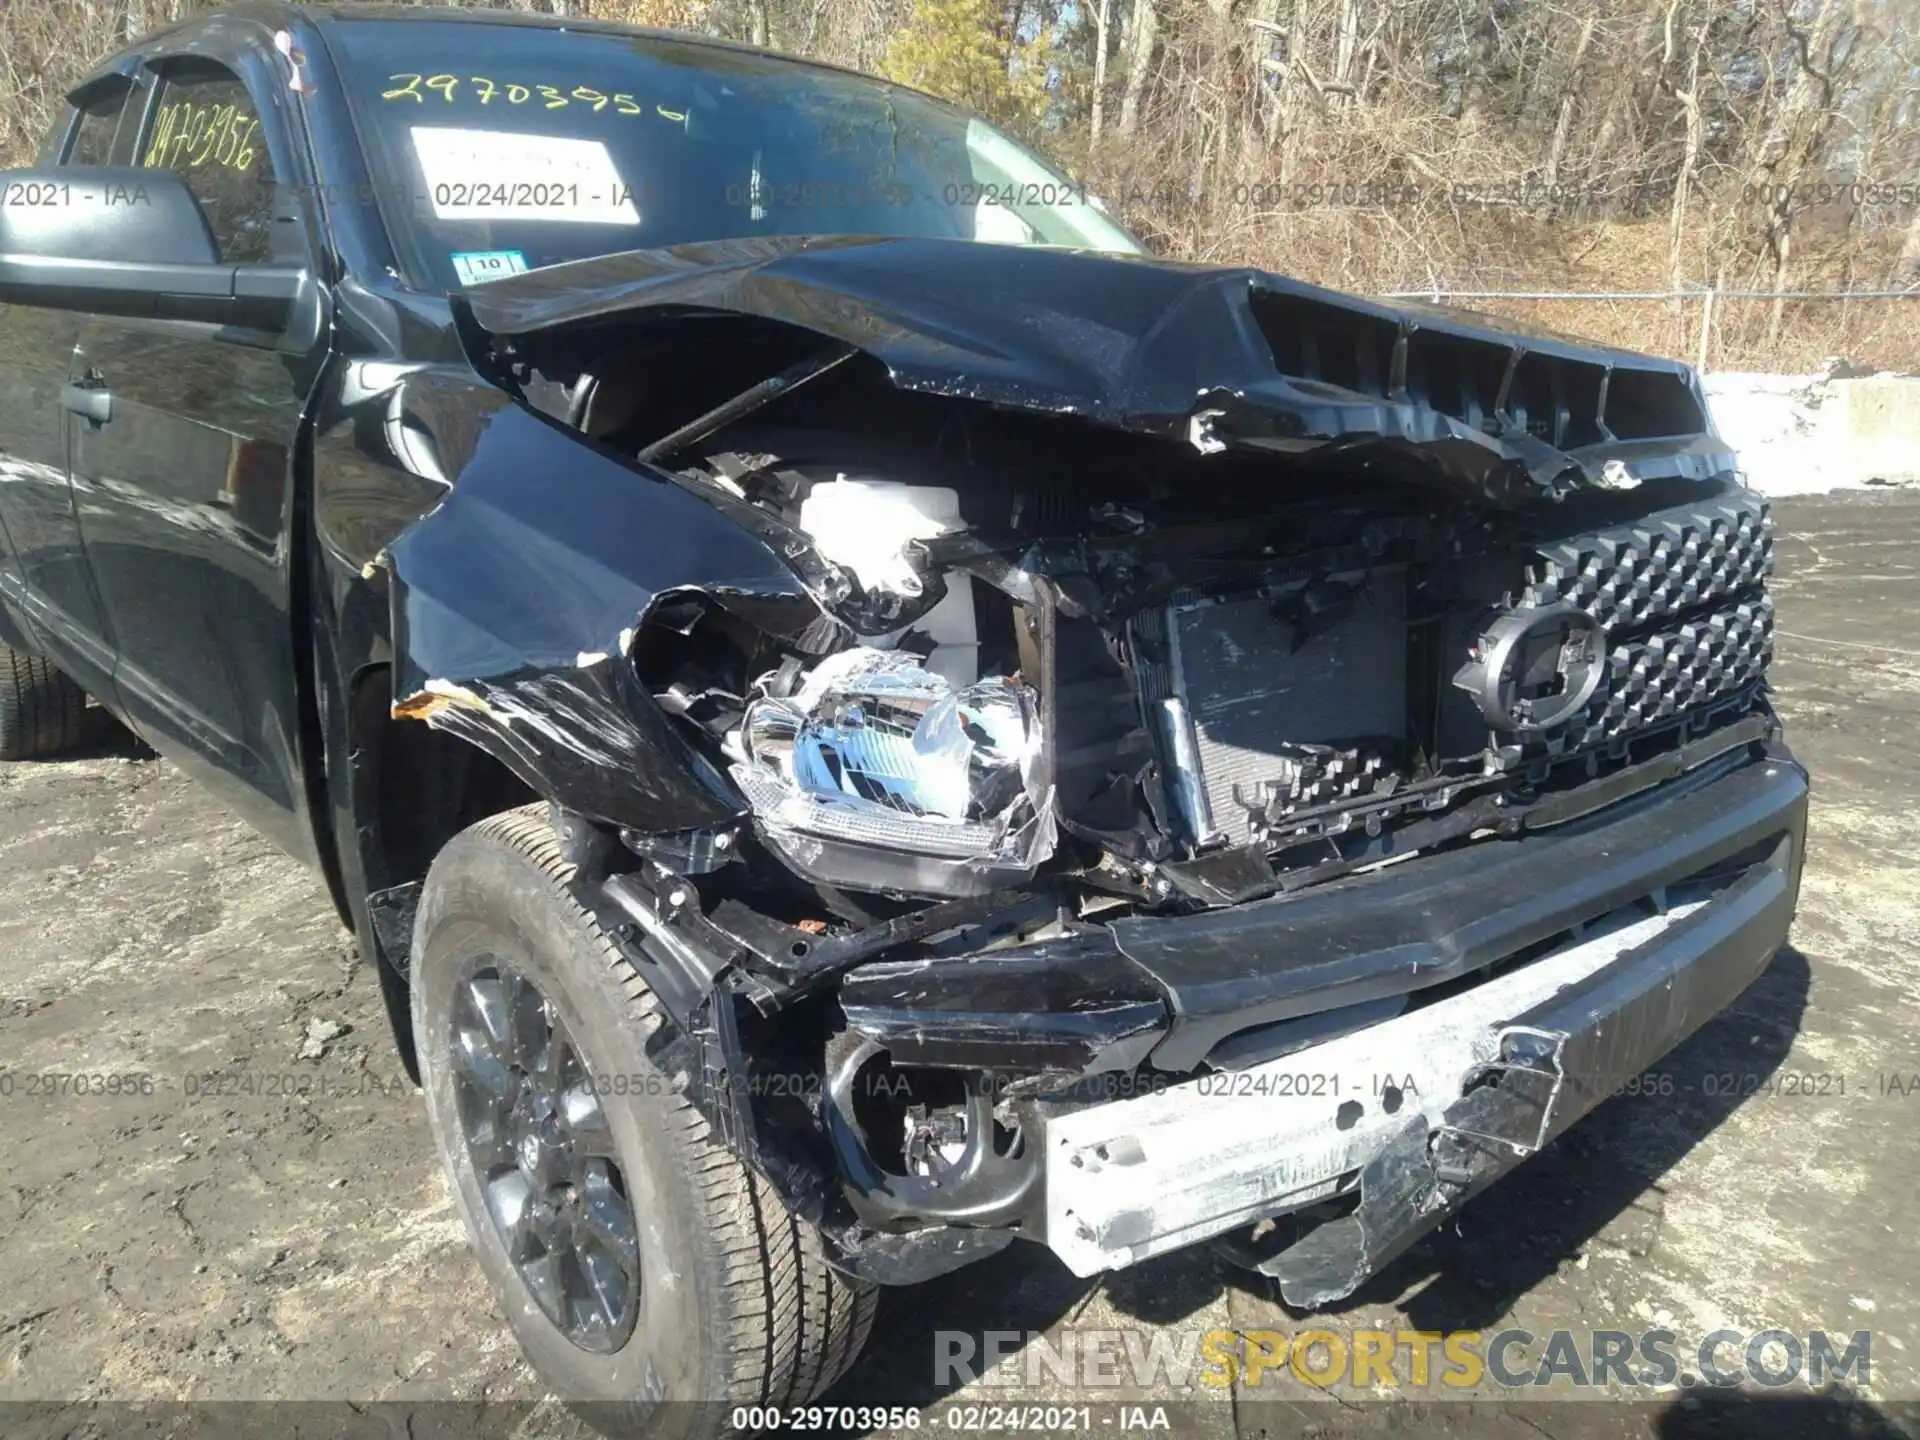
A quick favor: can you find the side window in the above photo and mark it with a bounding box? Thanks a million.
[68,81,132,166]
[140,65,275,262]
[35,77,131,165]
[35,115,66,166]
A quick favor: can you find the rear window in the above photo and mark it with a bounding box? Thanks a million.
[321,18,1141,292]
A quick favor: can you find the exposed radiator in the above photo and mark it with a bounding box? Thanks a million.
[1131,574,1407,849]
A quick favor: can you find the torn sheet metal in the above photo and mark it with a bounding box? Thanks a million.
[384,400,834,831]
[458,235,1737,506]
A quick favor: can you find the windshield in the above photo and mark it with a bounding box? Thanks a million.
[322,19,1144,292]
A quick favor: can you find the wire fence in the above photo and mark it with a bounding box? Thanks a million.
[1375,285,1920,374]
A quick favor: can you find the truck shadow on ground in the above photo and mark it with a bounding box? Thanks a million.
[1652,1390,1917,1439]
[827,942,1814,1412]
[1227,1391,1916,1439]
[68,704,156,760]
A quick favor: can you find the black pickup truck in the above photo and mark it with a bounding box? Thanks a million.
[0,3,1807,1431]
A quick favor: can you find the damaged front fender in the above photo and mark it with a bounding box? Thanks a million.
[382,401,836,832]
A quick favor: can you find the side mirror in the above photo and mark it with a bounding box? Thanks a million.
[0,166,309,332]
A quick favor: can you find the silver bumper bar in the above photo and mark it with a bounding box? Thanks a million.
[1043,843,1794,1288]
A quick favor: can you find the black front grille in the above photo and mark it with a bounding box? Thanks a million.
[1519,492,1774,630]
[1129,487,1776,856]
[1565,595,1774,750]
[1520,489,1775,753]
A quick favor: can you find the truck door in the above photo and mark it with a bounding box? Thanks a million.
[0,74,137,705]
[68,48,328,860]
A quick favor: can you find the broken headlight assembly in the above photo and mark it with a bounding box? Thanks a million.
[728,648,1056,896]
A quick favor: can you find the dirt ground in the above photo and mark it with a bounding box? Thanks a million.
[2,490,1917,1439]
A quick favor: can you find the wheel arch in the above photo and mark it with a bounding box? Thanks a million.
[333,656,539,1075]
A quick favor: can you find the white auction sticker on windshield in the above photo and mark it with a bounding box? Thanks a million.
[409,127,640,224]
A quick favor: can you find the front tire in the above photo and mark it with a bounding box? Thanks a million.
[412,806,875,1438]
[0,642,86,760]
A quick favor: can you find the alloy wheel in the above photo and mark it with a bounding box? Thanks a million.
[449,961,641,1352]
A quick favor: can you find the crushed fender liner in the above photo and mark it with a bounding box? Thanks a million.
[382,402,840,832]
[1039,751,1806,1300]
[611,950,1020,1287]
[457,235,1737,506]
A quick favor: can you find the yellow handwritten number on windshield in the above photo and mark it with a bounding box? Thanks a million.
[381,74,644,115]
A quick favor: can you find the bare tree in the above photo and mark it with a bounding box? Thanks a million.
[1663,3,1708,308]
[1118,0,1158,136]
[1897,212,1920,286]
[1541,11,1596,191]
[1091,0,1112,141]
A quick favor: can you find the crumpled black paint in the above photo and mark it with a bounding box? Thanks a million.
[384,401,829,832]
[460,234,1737,506]
[391,237,1743,834]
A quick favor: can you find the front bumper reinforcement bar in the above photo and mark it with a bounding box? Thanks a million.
[1042,757,1805,1303]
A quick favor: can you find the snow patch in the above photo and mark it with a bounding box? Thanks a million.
[1706,367,1920,497]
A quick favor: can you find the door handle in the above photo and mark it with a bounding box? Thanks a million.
[61,382,113,426]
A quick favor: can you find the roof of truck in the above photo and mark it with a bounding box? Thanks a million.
[117,1,887,92]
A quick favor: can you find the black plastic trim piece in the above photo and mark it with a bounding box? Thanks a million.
[839,932,1169,1076]
[1113,748,1807,1071]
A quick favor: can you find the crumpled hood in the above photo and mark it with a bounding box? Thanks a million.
[457,235,1736,505]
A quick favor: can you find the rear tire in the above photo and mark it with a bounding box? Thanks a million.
[0,642,86,760]
[412,805,875,1439]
